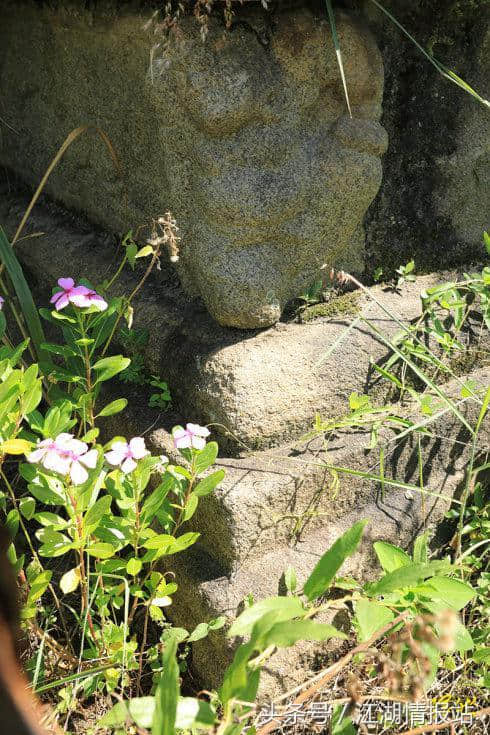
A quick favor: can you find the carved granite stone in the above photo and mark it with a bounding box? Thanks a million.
[157,9,388,326]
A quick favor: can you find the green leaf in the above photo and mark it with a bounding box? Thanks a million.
[0,227,51,365]
[473,646,490,663]
[27,570,52,603]
[373,541,412,573]
[284,565,297,594]
[84,495,111,536]
[86,542,115,559]
[176,698,216,730]
[260,619,346,648]
[153,636,179,735]
[331,704,356,735]
[19,496,35,520]
[194,441,218,475]
[366,563,433,596]
[193,469,225,497]
[182,493,198,521]
[60,566,81,594]
[412,530,430,564]
[187,623,211,643]
[228,596,306,638]
[304,520,368,601]
[126,558,142,576]
[99,697,216,731]
[424,577,475,611]
[92,355,131,384]
[451,620,474,653]
[97,398,128,417]
[354,599,395,642]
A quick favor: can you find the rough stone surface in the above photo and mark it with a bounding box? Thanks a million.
[0,1,387,328]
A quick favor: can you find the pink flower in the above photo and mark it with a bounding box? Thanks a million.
[50,278,91,311]
[0,296,4,310]
[104,437,149,474]
[28,433,98,485]
[173,423,210,450]
[71,288,108,312]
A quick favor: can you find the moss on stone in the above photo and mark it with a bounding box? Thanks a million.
[300,291,362,322]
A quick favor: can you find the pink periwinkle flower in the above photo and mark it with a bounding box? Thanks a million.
[104,437,150,474]
[173,423,210,451]
[50,278,107,312]
[0,296,4,310]
[28,432,98,485]
[72,288,108,312]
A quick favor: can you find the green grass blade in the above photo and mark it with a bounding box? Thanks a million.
[0,226,50,364]
[369,0,490,108]
[325,0,352,117]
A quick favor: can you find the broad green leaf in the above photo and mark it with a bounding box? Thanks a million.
[97,398,128,417]
[99,697,216,731]
[153,636,179,735]
[126,558,142,576]
[193,469,225,497]
[60,566,81,594]
[86,542,115,559]
[304,520,368,601]
[19,496,35,520]
[259,619,346,648]
[354,598,395,642]
[187,623,210,643]
[6,508,19,538]
[450,620,474,652]
[366,563,433,596]
[228,596,306,638]
[182,493,198,521]
[165,532,200,556]
[176,698,216,730]
[143,533,175,551]
[373,541,412,573]
[84,495,112,536]
[425,577,475,611]
[474,647,490,663]
[92,355,130,384]
[27,570,52,603]
[1,438,32,455]
[194,441,218,475]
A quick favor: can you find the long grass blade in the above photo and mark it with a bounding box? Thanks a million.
[325,0,352,118]
[369,0,490,108]
[0,226,50,364]
[11,125,122,247]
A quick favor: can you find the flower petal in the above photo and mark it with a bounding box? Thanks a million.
[128,437,148,459]
[54,293,70,311]
[43,450,71,475]
[58,277,74,290]
[89,293,108,311]
[105,449,125,466]
[27,447,47,464]
[187,423,210,438]
[191,436,207,450]
[174,434,191,449]
[70,461,88,486]
[79,449,98,469]
[121,457,137,474]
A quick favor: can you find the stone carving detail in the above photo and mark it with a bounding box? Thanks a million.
[156,8,388,328]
